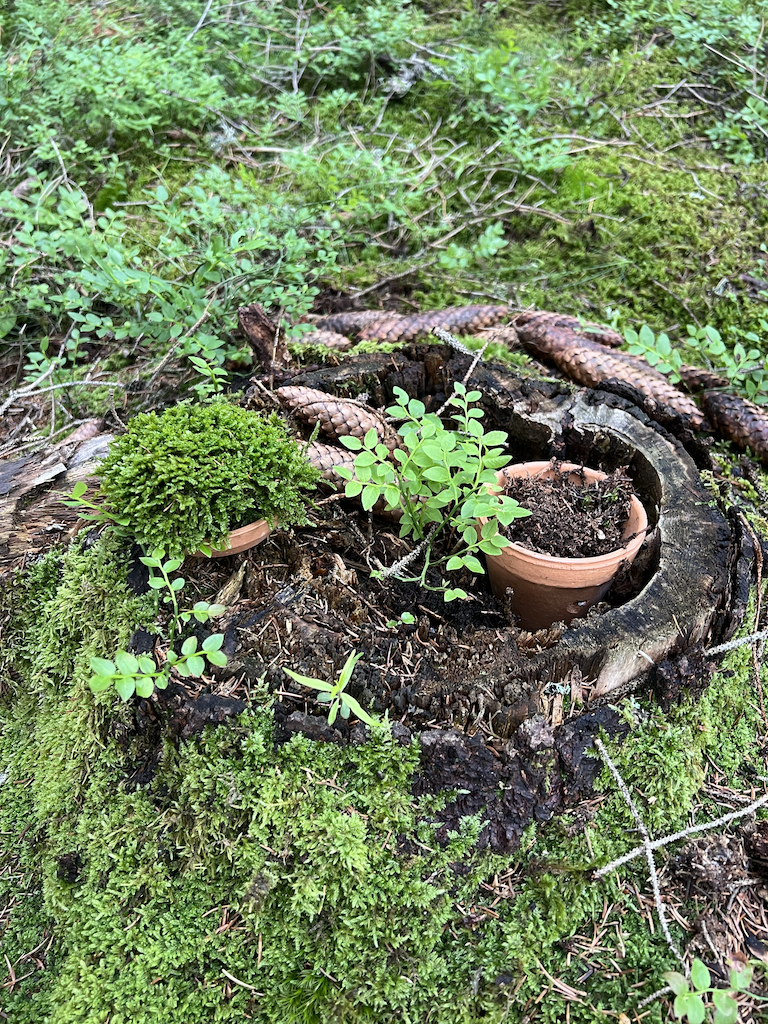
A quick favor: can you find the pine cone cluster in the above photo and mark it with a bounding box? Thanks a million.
[514,310,624,348]
[513,310,705,427]
[357,304,508,343]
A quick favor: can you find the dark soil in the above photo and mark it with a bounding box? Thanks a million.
[501,462,636,558]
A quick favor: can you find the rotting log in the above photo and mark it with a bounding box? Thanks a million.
[282,348,738,700]
[0,434,113,578]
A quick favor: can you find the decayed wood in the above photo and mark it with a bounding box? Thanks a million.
[299,351,735,701]
[238,303,292,370]
[703,391,768,465]
[0,434,114,576]
[357,304,508,343]
[276,385,401,451]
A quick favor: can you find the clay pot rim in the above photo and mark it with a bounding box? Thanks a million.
[492,461,648,570]
[192,518,273,558]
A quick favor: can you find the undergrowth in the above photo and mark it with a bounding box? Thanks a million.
[2,0,768,1019]
[2,0,768,423]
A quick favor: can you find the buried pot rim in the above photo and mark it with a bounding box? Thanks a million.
[191,518,273,558]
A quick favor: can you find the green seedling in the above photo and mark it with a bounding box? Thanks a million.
[88,548,227,701]
[336,382,530,601]
[283,650,375,726]
[386,611,416,628]
[663,958,754,1024]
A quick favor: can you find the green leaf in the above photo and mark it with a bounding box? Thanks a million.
[690,960,711,993]
[361,484,379,511]
[206,650,227,667]
[445,555,464,572]
[341,693,376,725]
[423,466,450,483]
[89,675,113,693]
[147,577,165,590]
[482,430,508,446]
[202,633,224,652]
[170,577,185,591]
[283,667,330,691]
[115,650,139,675]
[463,555,484,574]
[90,657,116,676]
[114,677,136,701]
[729,965,753,990]
[339,435,362,450]
[328,703,338,725]
[71,480,88,499]
[444,588,467,602]
[135,677,155,698]
[674,993,706,1024]
[163,558,183,573]
[712,991,738,1024]
[663,972,690,997]
[137,656,156,673]
[181,636,198,656]
[345,479,363,498]
[186,655,206,677]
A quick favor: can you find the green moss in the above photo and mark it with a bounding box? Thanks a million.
[2,529,766,1022]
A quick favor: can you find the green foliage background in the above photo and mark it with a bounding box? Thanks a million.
[2,0,768,1020]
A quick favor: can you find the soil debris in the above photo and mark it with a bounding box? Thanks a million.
[501,462,635,558]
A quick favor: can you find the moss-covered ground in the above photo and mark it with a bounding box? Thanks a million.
[2,0,768,1019]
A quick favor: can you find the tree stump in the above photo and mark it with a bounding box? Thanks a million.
[284,346,738,699]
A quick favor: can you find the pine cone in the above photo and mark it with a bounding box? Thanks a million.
[305,441,402,518]
[306,441,356,486]
[471,325,520,348]
[298,329,353,351]
[314,310,397,337]
[514,310,624,348]
[358,304,508,343]
[677,365,730,392]
[702,392,768,465]
[276,385,400,451]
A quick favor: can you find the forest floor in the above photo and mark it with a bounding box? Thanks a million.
[2,1,768,1022]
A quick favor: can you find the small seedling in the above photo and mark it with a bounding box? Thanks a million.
[88,548,227,701]
[386,611,416,628]
[336,383,530,601]
[282,650,375,726]
[663,958,754,1024]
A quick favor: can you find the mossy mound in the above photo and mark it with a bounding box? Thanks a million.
[1,534,765,1023]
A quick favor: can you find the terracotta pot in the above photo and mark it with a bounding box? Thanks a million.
[485,462,648,631]
[193,519,272,558]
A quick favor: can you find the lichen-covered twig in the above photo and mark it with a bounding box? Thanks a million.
[594,737,688,971]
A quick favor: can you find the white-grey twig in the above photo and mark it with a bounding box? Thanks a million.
[185,0,216,42]
[594,788,768,877]
[594,738,688,972]
[704,628,768,655]
[374,524,438,582]
[432,325,475,356]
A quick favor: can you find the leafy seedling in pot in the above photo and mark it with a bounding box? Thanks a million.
[282,651,375,726]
